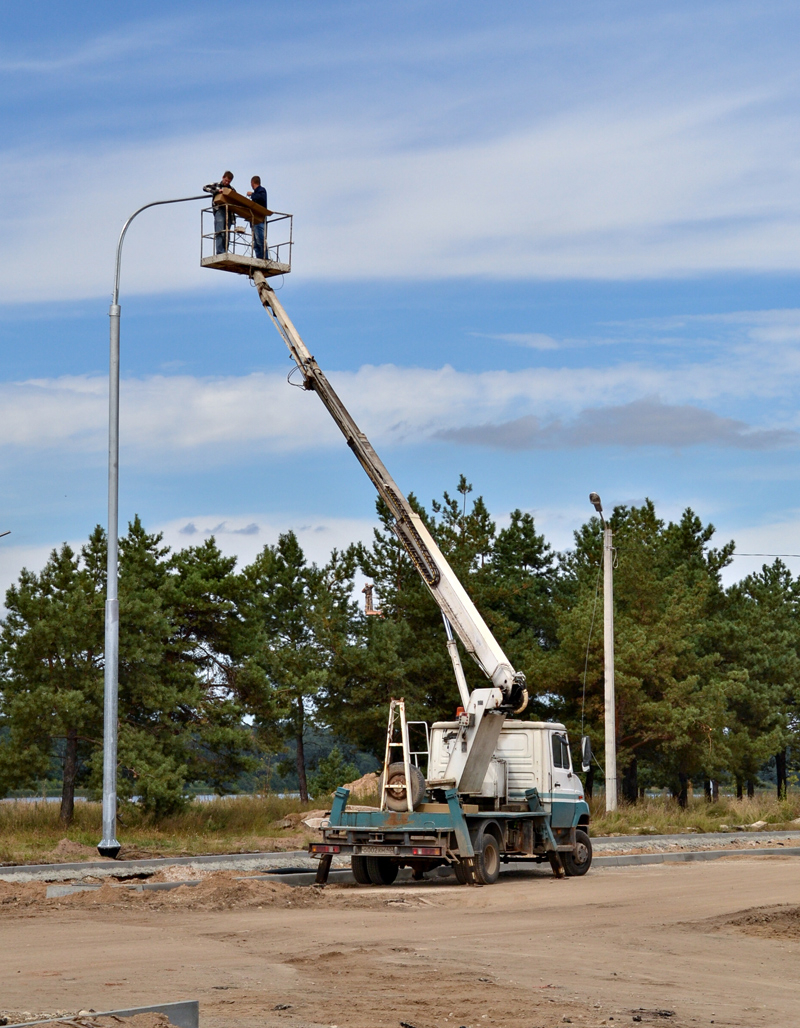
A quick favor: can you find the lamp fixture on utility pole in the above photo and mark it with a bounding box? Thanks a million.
[589,491,617,812]
[98,194,205,858]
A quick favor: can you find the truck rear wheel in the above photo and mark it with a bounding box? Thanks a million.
[366,856,399,885]
[351,855,372,884]
[562,829,592,876]
[473,834,500,885]
[453,859,471,885]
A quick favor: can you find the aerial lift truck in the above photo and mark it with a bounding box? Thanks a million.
[201,198,592,886]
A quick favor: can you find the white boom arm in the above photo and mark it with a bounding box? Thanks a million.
[252,273,528,714]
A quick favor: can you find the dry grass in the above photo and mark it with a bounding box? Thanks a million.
[0,795,325,866]
[1,790,798,867]
[588,792,800,836]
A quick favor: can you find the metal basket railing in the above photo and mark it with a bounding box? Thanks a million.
[201,206,293,268]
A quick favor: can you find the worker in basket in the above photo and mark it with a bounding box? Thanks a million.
[203,170,235,254]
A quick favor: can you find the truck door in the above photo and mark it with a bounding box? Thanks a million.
[549,730,582,827]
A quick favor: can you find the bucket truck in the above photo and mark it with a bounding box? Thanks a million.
[201,211,591,885]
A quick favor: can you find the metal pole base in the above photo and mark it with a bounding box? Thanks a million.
[97,839,121,859]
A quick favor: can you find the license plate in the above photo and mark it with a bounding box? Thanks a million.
[360,845,395,855]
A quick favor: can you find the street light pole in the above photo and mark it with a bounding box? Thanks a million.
[589,492,617,813]
[98,194,206,858]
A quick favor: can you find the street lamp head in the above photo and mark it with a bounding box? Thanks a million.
[589,492,603,514]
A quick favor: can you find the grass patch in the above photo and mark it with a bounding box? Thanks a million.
[588,792,800,837]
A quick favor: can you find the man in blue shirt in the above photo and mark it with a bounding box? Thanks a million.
[248,175,268,259]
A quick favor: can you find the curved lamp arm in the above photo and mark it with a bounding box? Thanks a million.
[112,194,206,304]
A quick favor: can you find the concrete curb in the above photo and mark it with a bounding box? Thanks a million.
[592,829,800,850]
[8,830,800,884]
[592,846,800,867]
[0,849,314,881]
[6,1000,199,1028]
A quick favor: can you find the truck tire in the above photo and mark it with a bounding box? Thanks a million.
[453,859,471,885]
[562,829,592,876]
[351,855,372,884]
[381,761,426,812]
[366,856,399,885]
[472,833,501,886]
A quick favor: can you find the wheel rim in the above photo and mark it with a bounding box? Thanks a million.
[484,841,499,877]
[574,841,589,866]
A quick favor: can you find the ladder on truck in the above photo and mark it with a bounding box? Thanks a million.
[381,700,414,812]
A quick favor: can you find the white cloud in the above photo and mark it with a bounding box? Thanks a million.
[0,514,379,614]
[718,516,800,587]
[477,332,560,351]
[1,324,799,466]
[0,540,68,612]
[158,513,377,570]
[4,79,800,301]
[438,398,796,451]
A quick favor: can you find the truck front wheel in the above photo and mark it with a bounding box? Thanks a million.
[562,829,592,876]
[473,834,501,885]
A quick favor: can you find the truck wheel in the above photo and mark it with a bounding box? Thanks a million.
[366,856,399,885]
[473,834,501,886]
[351,855,372,884]
[562,829,592,876]
[382,762,426,811]
[453,859,471,885]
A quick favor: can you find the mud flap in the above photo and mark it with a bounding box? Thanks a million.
[543,822,565,878]
[463,857,482,886]
[315,852,333,885]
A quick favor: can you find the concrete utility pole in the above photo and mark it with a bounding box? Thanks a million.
[98,194,205,858]
[589,492,617,812]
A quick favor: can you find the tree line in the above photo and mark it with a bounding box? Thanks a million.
[1,478,798,824]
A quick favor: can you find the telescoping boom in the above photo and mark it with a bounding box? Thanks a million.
[251,272,528,717]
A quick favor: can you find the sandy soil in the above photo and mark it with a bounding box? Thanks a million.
[2,859,799,1028]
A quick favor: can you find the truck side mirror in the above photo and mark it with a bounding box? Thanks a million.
[581,735,592,773]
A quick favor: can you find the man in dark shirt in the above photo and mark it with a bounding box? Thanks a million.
[247,175,268,259]
[203,170,234,253]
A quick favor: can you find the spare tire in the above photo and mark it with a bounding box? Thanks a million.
[381,761,426,811]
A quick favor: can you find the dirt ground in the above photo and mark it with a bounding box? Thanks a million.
[2,858,799,1028]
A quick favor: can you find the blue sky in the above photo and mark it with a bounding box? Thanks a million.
[4,0,800,593]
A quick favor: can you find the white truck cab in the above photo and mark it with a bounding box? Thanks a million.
[429,720,586,817]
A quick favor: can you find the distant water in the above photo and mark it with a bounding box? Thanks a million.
[0,792,300,803]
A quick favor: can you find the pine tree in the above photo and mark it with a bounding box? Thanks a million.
[722,560,800,797]
[0,529,106,824]
[107,518,254,816]
[238,531,347,801]
[541,501,738,804]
